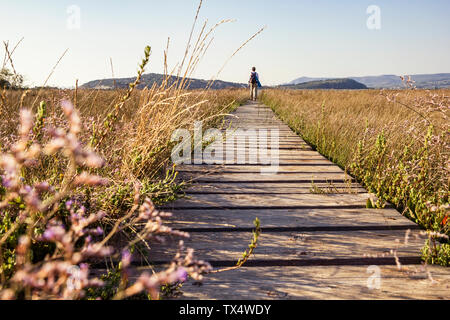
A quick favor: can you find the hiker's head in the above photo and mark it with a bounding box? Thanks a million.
[252,67,256,72]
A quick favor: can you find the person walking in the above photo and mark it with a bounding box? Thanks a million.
[248,67,261,101]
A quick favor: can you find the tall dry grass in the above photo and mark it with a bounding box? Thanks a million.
[1,87,247,199]
[0,82,247,299]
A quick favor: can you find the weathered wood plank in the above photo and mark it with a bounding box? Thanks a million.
[146,230,425,262]
[204,146,313,150]
[178,160,335,166]
[180,173,354,183]
[188,150,318,156]
[163,193,374,209]
[170,265,450,300]
[177,165,344,173]
[183,183,366,194]
[164,208,416,229]
[220,132,303,137]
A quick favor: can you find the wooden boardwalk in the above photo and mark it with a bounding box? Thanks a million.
[157,101,449,299]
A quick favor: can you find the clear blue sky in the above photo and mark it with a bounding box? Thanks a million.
[1,0,450,87]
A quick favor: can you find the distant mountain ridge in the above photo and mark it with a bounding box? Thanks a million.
[288,73,450,89]
[81,72,450,91]
[281,78,367,90]
[81,73,246,90]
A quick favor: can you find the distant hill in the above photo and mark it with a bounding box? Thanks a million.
[281,78,367,90]
[288,73,450,89]
[80,73,246,90]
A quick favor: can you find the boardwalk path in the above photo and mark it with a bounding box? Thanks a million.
[157,101,449,299]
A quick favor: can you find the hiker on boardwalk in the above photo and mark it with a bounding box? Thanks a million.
[249,67,261,101]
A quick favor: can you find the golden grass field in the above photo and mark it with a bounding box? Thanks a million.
[0,85,250,220]
[0,86,248,178]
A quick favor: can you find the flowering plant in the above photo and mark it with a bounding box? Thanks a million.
[0,101,211,300]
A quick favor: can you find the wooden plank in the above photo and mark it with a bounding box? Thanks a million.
[205,145,312,150]
[178,160,335,166]
[177,160,339,166]
[219,129,303,134]
[187,156,330,163]
[190,150,318,156]
[146,229,425,262]
[195,150,323,156]
[180,173,354,183]
[177,165,344,173]
[183,183,366,194]
[220,137,307,143]
[224,127,294,129]
[164,208,417,229]
[165,265,450,300]
[207,145,311,151]
[220,130,302,135]
[225,124,292,127]
[163,193,373,209]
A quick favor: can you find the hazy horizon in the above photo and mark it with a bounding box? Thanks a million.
[2,0,450,88]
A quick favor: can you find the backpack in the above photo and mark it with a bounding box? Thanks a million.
[250,72,257,84]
